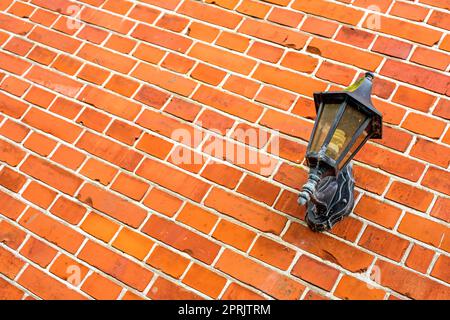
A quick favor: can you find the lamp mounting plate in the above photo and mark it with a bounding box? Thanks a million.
[304,164,355,232]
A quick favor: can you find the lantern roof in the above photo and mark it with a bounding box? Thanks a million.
[313,72,382,139]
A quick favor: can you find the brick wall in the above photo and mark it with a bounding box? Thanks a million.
[0,0,449,300]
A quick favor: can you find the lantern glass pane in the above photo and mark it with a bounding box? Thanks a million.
[325,105,367,160]
[310,103,341,153]
[339,129,368,169]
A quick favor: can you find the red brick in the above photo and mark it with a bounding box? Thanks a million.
[411,138,450,167]
[50,196,86,225]
[0,278,24,300]
[20,208,85,254]
[359,225,410,261]
[253,63,327,96]
[77,184,147,228]
[112,173,149,201]
[237,175,280,205]
[18,266,86,300]
[81,86,141,120]
[20,236,57,267]
[212,219,256,251]
[431,197,450,223]
[250,236,296,270]
[78,43,135,74]
[28,26,81,54]
[148,277,202,300]
[355,144,425,182]
[193,85,262,122]
[307,38,383,71]
[300,16,338,38]
[381,59,449,95]
[283,222,374,272]
[176,203,218,234]
[132,62,197,97]
[293,0,364,25]
[178,0,242,29]
[142,215,220,264]
[80,158,118,186]
[292,255,340,291]
[78,240,153,291]
[393,86,436,112]
[375,260,450,299]
[0,167,26,193]
[23,108,82,143]
[0,220,26,250]
[80,6,134,34]
[335,275,386,300]
[137,158,210,202]
[131,24,192,53]
[386,181,434,212]
[422,167,450,196]
[398,213,449,252]
[222,283,264,300]
[76,131,143,171]
[0,91,29,119]
[215,31,249,52]
[406,244,435,273]
[143,188,182,217]
[22,181,56,209]
[205,188,286,235]
[216,250,304,300]
[354,195,402,229]
[431,255,450,284]
[239,19,308,50]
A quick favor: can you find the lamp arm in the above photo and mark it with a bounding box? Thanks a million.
[298,167,324,206]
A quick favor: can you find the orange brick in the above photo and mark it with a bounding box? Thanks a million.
[178,0,242,29]
[293,0,364,25]
[405,244,435,273]
[80,158,118,186]
[22,181,56,209]
[111,172,149,201]
[0,220,26,250]
[81,212,120,243]
[183,264,227,298]
[431,255,450,284]
[354,195,402,229]
[20,237,57,267]
[147,245,189,278]
[0,167,27,193]
[176,203,218,234]
[143,188,183,217]
[212,219,256,251]
[112,228,154,260]
[82,273,122,300]
[399,213,449,251]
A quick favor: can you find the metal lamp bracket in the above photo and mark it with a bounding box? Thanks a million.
[298,164,355,232]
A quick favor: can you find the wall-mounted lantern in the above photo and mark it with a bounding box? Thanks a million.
[298,72,382,232]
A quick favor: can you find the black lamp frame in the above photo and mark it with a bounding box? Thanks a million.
[298,73,382,232]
